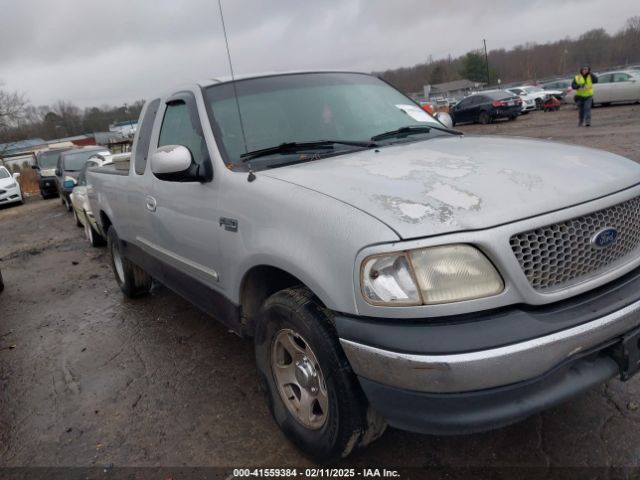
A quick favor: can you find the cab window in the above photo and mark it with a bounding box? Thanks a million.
[158,99,208,165]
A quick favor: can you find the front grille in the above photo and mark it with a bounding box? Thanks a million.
[510,196,640,291]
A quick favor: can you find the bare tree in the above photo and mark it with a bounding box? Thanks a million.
[0,84,29,162]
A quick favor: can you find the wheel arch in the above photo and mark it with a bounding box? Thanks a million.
[239,264,330,336]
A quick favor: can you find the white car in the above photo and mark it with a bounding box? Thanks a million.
[70,153,115,246]
[565,70,640,106]
[506,88,537,113]
[509,86,564,109]
[0,166,23,207]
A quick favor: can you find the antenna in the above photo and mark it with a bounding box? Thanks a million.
[218,0,248,154]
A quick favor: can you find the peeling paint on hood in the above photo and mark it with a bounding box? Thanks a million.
[262,135,640,239]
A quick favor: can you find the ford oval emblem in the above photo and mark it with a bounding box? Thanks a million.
[591,227,618,249]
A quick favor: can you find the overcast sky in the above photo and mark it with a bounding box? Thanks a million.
[0,0,637,107]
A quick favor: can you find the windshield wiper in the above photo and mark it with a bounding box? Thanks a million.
[240,140,378,162]
[371,124,462,141]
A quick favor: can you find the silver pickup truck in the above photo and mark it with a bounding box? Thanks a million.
[88,71,640,461]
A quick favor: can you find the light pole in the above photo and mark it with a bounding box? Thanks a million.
[483,39,490,85]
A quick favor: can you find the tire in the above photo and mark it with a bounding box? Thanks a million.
[107,226,152,298]
[0,269,4,293]
[508,115,517,121]
[255,286,386,462]
[73,209,82,227]
[478,111,490,125]
[535,98,543,109]
[85,215,106,247]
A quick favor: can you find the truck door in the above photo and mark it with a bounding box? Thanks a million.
[146,92,222,301]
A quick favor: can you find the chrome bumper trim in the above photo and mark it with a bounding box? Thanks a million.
[340,298,640,393]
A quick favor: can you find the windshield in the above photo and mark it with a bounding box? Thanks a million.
[38,150,63,168]
[203,72,443,166]
[62,149,111,171]
[523,86,544,93]
[0,167,10,179]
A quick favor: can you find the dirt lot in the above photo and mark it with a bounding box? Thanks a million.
[1,104,640,475]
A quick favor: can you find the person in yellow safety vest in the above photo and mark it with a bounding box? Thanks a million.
[571,65,599,127]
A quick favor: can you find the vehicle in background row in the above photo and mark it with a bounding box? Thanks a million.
[540,78,573,93]
[508,85,564,108]
[56,146,111,212]
[0,166,23,207]
[32,148,75,198]
[450,90,521,125]
[504,88,536,113]
[565,70,640,106]
[88,71,640,461]
[70,153,129,247]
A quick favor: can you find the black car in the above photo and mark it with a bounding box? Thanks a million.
[32,148,76,198]
[450,91,522,125]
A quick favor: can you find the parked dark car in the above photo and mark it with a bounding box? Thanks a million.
[450,91,522,125]
[32,148,76,198]
[56,146,111,211]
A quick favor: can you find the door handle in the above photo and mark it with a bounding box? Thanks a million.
[145,195,157,212]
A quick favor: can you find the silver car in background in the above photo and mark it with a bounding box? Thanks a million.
[566,70,640,105]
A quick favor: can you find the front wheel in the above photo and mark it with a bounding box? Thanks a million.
[73,209,82,227]
[107,227,152,298]
[255,287,385,461]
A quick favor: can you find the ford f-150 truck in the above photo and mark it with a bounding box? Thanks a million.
[88,71,640,461]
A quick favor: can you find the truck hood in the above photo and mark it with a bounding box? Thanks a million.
[262,135,640,239]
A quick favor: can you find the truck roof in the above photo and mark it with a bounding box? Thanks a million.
[169,70,370,93]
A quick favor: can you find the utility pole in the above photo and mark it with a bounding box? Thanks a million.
[483,39,490,86]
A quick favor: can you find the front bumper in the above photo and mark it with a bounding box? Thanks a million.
[337,266,640,433]
[39,177,58,196]
[0,186,22,205]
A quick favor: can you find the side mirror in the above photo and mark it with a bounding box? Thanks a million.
[150,145,194,181]
[434,112,454,129]
[55,169,61,176]
[13,172,20,180]
[31,164,39,170]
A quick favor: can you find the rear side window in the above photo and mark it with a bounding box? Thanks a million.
[158,100,208,165]
[134,98,160,175]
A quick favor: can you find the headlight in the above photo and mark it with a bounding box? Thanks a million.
[361,244,504,306]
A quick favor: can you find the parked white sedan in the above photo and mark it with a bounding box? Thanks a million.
[566,70,640,106]
[0,166,23,207]
[70,154,112,246]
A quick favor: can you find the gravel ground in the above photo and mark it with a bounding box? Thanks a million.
[1,104,640,475]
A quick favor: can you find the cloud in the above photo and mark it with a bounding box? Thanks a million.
[0,0,637,106]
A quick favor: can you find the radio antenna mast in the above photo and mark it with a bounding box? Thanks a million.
[218,0,248,154]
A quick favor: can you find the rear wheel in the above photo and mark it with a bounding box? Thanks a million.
[255,287,386,461]
[479,111,490,125]
[107,227,152,298]
[535,98,544,109]
[0,269,4,293]
[508,115,517,121]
